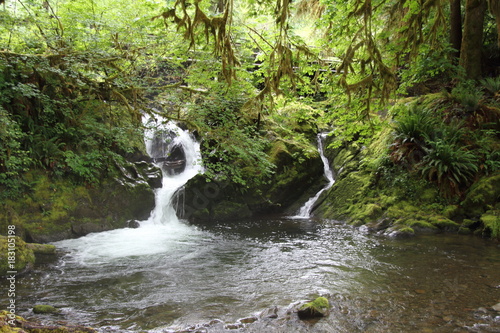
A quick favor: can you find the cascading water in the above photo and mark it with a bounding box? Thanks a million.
[55,117,203,262]
[294,132,335,218]
[143,117,203,226]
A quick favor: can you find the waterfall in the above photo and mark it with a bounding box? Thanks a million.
[142,117,204,225]
[294,132,335,218]
[54,117,203,262]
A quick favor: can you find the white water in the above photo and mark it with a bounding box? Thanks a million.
[55,119,203,263]
[294,132,335,218]
[143,119,203,225]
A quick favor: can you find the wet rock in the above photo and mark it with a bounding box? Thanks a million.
[297,297,331,320]
[492,303,500,312]
[224,323,243,329]
[33,305,60,314]
[238,316,258,324]
[0,310,96,332]
[385,226,415,238]
[71,222,112,237]
[260,306,279,319]
[127,220,141,228]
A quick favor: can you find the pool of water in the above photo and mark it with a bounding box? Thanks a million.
[4,218,500,332]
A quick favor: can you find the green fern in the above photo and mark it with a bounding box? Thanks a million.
[420,140,478,196]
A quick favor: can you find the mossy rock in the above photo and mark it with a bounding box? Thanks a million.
[405,219,437,231]
[428,216,459,231]
[350,203,383,223]
[33,305,60,314]
[461,173,500,217]
[480,210,500,239]
[0,236,35,276]
[385,225,415,238]
[0,310,96,332]
[316,170,372,220]
[297,297,331,319]
[26,243,56,255]
[0,310,25,332]
[0,171,156,243]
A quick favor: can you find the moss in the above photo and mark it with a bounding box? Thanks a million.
[0,236,35,276]
[461,173,500,217]
[33,305,60,314]
[428,216,460,230]
[316,170,373,220]
[26,243,56,255]
[405,219,437,230]
[1,170,156,242]
[399,226,415,234]
[442,205,461,219]
[349,203,383,223]
[297,297,330,319]
[386,225,415,237]
[420,188,439,203]
[480,210,500,239]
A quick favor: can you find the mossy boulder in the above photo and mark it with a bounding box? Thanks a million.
[26,243,56,255]
[0,168,157,243]
[461,173,500,217]
[480,210,500,239]
[181,132,324,222]
[32,305,60,315]
[0,236,35,276]
[0,310,96,332]
[297,297,331,319]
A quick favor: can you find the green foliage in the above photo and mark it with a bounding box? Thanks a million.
[393,105,437,145]
[397,44,460,96]
[0,107,31,198]
[420,140,479,196]
[480,77,500,96]
[450,83,483,112]
[390,102,484,197]
[186,87,276,188]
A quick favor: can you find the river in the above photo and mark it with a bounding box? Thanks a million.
[2,122,499,332]
[5,218,500,332]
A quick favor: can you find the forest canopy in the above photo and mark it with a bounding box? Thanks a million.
[0,0,499,197]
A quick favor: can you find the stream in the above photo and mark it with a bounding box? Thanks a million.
[2,122,499,332]
[5,219,500,332]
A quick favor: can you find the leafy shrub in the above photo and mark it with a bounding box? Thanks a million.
[188,90,276,188]
[450,84,483,112]
[390,105,436,166]
[393,105,437,144]
[480,77,500,96]
[420,140,478,197]
[0,107,31,198]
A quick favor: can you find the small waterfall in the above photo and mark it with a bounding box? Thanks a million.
[53,118,203,262]
[142,117,203,225]
[294,132,335,218]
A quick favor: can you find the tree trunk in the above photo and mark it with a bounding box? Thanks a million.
[488,0,500,47]
[450,0,462,59]
[460,0,487,79]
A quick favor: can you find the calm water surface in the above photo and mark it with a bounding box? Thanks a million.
[4,218,500,332]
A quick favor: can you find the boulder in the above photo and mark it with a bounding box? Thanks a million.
[297,297,331,320]
[32,305,60,314]
[0,236,35,276]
